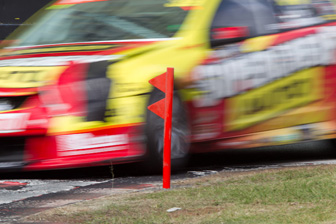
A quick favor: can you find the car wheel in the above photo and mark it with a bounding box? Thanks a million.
[145,87,190,172]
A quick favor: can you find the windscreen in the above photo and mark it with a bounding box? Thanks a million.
[13,0,189,46]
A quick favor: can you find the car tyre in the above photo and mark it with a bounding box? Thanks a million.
[145,87,190,173]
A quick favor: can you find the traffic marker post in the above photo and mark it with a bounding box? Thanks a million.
[147,67,174,189]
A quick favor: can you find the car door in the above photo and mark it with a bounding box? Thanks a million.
[189,0,278,142]
[190,0,336,143]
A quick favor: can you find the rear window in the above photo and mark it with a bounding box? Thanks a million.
[210,0,336,42]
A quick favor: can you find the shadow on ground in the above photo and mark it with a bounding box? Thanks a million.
[0,140,335,180]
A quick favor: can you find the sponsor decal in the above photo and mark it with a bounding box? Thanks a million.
[194,26,336,107]
[0,67,65,88]
[57,133,128,156]
[226,67,322,131]
[193,26,336,130]
[0,113,30,133]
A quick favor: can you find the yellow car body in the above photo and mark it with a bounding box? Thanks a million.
[0,0,335,170]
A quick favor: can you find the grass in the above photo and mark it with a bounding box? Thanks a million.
[26,165,336,224]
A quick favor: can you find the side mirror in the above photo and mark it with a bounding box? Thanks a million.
[210,26,249,46]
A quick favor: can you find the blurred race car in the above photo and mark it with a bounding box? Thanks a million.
[1,0,336,171]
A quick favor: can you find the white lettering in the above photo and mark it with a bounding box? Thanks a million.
[0,113,29,133]
[194,26,336,107]
[57,133,128,156]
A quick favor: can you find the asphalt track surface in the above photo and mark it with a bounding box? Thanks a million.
[1,140,336,223]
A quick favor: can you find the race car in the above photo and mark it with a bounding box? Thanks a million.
[1,0,336,171]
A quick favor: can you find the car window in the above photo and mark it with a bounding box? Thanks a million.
[210,0,336,44]
[249,0,278,35]
[210,0,258,37]
[210,0,278,45]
